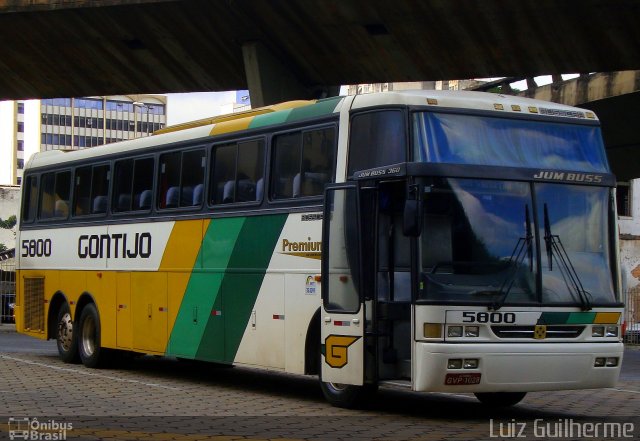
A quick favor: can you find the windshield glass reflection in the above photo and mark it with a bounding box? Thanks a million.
[418,178,617,306]
[420,178,536,304]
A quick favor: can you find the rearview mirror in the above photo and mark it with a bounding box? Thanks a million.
[403,198,423,237]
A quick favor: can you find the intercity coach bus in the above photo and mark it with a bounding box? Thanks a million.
[16,91,624,407]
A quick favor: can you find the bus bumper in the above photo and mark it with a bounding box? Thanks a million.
[413,342,624,393]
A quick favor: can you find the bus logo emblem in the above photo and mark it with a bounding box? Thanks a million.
[534,325,547,339]
[323,335,360,368]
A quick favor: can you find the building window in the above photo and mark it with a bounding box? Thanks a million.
[17,122,24,132]
[17,102,24,114]
[17,159,24,169]
[17,140,24,151]
[17,177,22,185]
[42,98,72,107]
[74,98,103,110]
[106,100,134,112]
[617,182,632,217]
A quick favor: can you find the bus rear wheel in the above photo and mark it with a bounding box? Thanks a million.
[56,303,79,363]
[474,392,527,407]
[77,303,106,368]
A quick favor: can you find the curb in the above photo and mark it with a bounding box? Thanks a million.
[0,323,16,333]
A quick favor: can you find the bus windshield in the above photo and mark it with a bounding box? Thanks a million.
[418,178,617,306]
[412,112,610,172]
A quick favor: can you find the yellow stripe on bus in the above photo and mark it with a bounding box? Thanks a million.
[160,219,210,334]
[593,312,621,324]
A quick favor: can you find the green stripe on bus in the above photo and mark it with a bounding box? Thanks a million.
[538,312,597,325]
[195,213,288,362]
[166,217,245,359]
[286,96,342,123]
[249,109,295,129]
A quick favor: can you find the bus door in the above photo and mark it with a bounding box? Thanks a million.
[321,183,366,385]
[375,181,412,381]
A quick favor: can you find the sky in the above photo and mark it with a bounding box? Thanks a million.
[165,91,238,126]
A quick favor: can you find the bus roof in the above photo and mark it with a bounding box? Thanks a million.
[351,90,598,121]
[26,90,597,171]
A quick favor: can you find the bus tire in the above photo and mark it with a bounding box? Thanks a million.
[77,303,106,368]
[474,392,527,407]
[55,303,79,363]
[319,380,377,408]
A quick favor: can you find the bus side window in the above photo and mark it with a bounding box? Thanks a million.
[39,171,71,220]
[158,151,181,209]
[300,127,334,197]
[211,139,263,205]
[73,166,92,216]
[236,139,264,203]
[271,127,334,200]
[90,165,110,214]
[181,149,205,207]
[22,175,38,223]
[271,132,300,199]
[112,159,134,212]
[132,158,154,211]
[39,172,56,219]
[348,110,406,177]
[53,171,71,219]
[211,143,237,204]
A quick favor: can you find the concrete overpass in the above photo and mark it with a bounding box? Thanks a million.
[2,0,640,107]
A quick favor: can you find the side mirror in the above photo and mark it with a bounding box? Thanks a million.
[403,198,423,237]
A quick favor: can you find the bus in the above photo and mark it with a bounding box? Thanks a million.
[15,90,624,408]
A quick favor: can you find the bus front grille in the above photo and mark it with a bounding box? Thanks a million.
[24,277,45,332]
[491,325,585,339]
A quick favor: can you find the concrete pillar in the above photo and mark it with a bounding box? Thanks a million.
[242,41,338,107]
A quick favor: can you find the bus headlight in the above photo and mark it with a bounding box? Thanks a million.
[592,326,604,337]
[463,358,479,369]
[594,358,606,367]
[447,326,463,337]
[447,359,463,369]
[605,357,618,367]
[605,326,618,337]
[465,326,479,337]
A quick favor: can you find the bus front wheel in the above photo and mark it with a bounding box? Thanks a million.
[77,303,106,368]
[56,303,79,363]
[319,381,377,408]
[474,392,527,407]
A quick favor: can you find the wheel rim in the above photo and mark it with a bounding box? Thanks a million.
[57,312,73,352]
[329,382,348,392]
[81,314,96,357]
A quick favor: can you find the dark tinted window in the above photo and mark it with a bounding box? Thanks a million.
[271,127,335,199]
[113,157,154,212]
[348,110,405,176]
[211,139,264,204]
[74,164,110,216]
[158,149,206,209]
[22,175,38,223]
[39,171,71,220]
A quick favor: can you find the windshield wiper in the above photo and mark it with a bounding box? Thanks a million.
[543,203,592,311]
[489,205,533,311]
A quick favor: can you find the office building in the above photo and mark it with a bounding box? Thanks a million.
[0,95,166,186]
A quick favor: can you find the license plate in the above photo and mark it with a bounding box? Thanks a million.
[445,373,481,385]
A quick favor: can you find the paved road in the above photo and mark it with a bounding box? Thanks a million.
[0,324,639,440]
